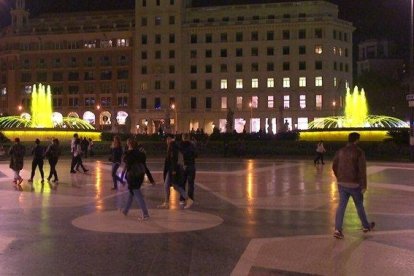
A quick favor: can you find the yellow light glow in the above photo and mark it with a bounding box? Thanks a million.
[300,130,390,142]
[2,130,101,142]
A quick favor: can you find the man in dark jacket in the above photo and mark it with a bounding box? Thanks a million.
[332,132,375,239]
[29,138,45,183]
[179,133,197,204]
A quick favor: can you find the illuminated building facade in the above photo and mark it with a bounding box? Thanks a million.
[0,0,354,133]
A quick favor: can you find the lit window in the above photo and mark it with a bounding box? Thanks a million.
[221,97,227,109]
[315,45,323,54]
[315,76,323,87]
[316,94,322,109]
[333,46,337,55]
[251,96,258,108]
[220,79,227,89]
[334,77,337,87]
[299,95,306,109]
[283,95,290,109]
[283,77,290,88]
[116,39,129,47]
[297,117,308,130]
[299,77,306,87]
[252,78,259,88]
[236,79,243,89]
[267,78,274,88]
[268,96,274,108]
[339,47,342,56]
[236,96,243,110]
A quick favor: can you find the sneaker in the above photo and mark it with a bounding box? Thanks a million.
[138,216,150,222]
[157,202,169,209]
[120,209,127,216]
[84,169,89,173]
[362,222,376,233]
[184,198,194,209]
[334,230,344,239]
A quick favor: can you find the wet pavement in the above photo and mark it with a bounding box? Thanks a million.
[1,157,414,275]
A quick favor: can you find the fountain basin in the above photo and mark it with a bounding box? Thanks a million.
[1,129,101,142]
[299,128,405,142]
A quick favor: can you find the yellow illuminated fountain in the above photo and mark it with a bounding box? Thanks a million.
[0,84,101,141]
[301,86,409,141]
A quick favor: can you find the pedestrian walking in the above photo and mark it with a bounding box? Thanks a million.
[8,138,25,186]
[110,135,124,190]
[314,140,326,165]
[178,133,197,205]
[332,132,375,239]
[81,137,89,158]
[70,133,79,173]
[29,139,45,183]
[45,138,61,182]
[120,138,149,221]
[74,138,88,173]
[138,143,156,185]
[158,135,193,209]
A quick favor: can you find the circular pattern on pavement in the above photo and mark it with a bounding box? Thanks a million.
[72,209,224,234]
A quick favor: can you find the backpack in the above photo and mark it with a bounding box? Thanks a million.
[126,162,146,187]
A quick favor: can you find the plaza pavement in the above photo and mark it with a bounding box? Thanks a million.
[0,157,414,275]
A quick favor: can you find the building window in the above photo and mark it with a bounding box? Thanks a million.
[282,30,290,39]
[190,34,197,44]
[236,96,243,110]
[101,97,111,107]
[155,81,161,90]
[221,97,227,109]
[299,61,306,70]
[84,97,95,107]
[315,76,323,87]
[169,16,175,25]
[298,29,306,39]
[191,80,197,89]
[267,47,274,56]
[141,51,148,59]
[205,65,212,73]
[251,63,259,72]
[267,62,274,71]
[220,64,227,73]
[236,32,243,42]
[141,35,147,45]
[283,95,290,109]
[220,33,227,42]
[267,78,274,88]
[154,97,161,109]
[205,80,212,89]
[236,79,243,89]
[220,79,228,89]
[334,77,337,87]
[141,98,147,109]
[315,61,322,70]
[283,62,290,71]
[220,49,227,57]
[141,17,147,26]
[169,34,175,43]
[315,28,322,38]
[117,70,129,79]
[283,78,290,88]
[268,96,274,108]
[169,80,175,90]
[251,47,259,56]
[69,98,79,107]
[251,96,258,108]
[191,97,197,109]
[169,50,175,59]
[190,65,197,74]
[267,31,274,40]
[316,94,322,109]
[155,34,161,44]
[169,65,175,74]
[299,77,306,87]
[283,46,290,55]
[205,49,212,58]
[206,33,213,43]
[299,95,306,109]
[299,45,306,55]
[236,48,243,57]
[251,31,258,41]
[236,64,243,72]
[252,78,259,88]
[205,97,212,109]
[315,45,323,54]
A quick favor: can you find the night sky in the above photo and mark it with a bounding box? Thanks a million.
[0,0,410,56]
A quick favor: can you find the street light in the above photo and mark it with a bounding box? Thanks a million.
[171,103,177,133]
[17,105,22,112]
[332,100,336,116]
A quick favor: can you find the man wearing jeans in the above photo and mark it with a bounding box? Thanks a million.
[332,132,375,239]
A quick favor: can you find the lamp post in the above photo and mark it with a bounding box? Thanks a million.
[248,102,253,133]
[409,0,414,161]
[171,103,178,134]
[332,100,337,116]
